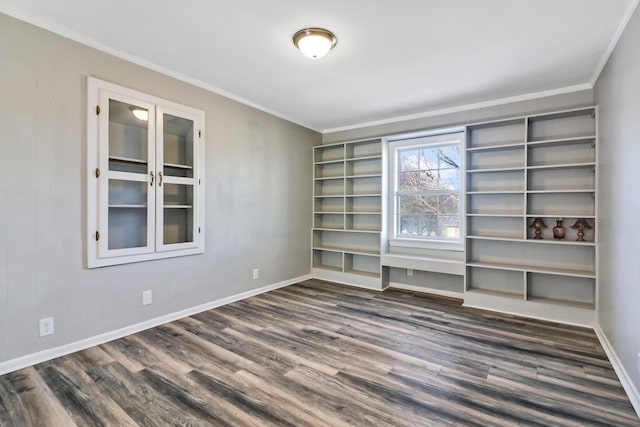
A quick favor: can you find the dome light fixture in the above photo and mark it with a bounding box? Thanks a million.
[293,28,337,59]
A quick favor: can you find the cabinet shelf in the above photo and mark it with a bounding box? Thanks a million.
[527,214,595,219]
[314,159,344,165]
[526,135,596,147]
[346,174,382,179]
[109,155,147,165]
[313,245,380,256]
[164,162,193,170]
[467,166,524,173]
[465,288,524,300]
[526,189,595,194]
[314,264,343,273]
[526,296,594,310]
[314,227,380,234]
[345,155,382,162]
[164,205,193,209]
[344,269,381,279]
[466,190,523,195]
[467,235,595,246]
[314,176,344,181]
[466,142,525,152]
[345,193,381,197]
[109,204,147,209]
[345,211,382,215]
[467,261,595,279]
[526,162,595,170]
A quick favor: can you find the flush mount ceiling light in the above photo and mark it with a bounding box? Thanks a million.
[293,28,337,59]
[129,106,149,121]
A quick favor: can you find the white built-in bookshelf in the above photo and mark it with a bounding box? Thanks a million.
[312,139,386,289]
[464,106,597,324]
[312,106,597,325]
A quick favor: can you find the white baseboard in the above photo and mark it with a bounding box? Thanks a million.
[0,274,312,376]
[388,282,463,300]
[594,326,640,418]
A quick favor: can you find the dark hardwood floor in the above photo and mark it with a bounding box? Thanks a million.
[0,279,638,426]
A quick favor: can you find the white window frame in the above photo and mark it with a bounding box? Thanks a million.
[386,128,465,251]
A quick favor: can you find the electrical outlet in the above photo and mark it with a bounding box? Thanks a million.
[253,268,259,280]
[142,290,152,306]
[407,269,414,276]
[39,317,54,337]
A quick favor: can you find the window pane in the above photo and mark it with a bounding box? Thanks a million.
[438,145,461,169]
[419,215,437,237]
[438,215,460,238]
[399,195,420,214]
[399,171,421,191]
[439,168,460,190]
[399,215,419,236]
[399,150,419,172]
[420,148,438,170]
[418,195,437,214]
[438,194,459,215]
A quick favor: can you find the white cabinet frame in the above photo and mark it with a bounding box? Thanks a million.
[87,77,205,268]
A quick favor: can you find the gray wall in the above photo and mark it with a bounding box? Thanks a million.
[323,90,594,144]
[0,13,319,364]
[594,6,640,396]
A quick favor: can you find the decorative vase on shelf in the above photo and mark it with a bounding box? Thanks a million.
[553,218,566,240]
[529,217,547,239]
[570,218,592,242]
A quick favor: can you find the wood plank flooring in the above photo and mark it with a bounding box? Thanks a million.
[0,279,638,426]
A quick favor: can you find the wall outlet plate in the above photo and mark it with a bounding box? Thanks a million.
[407,269,414,276]
[253,268,259,280]
[142,290,152,306]
[39,317,54,337]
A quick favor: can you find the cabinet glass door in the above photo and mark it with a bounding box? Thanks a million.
[98,93,156,257]
[155,107,200,251]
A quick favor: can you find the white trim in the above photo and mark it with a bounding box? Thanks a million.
[0,3,320,133]
[322,84,592,134]
[388,282,463,300]
[594,326,640,418]
[0,274,311,376]
[388,238,464,252]
[590,0,640,86]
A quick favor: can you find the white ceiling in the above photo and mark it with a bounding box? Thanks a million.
[1,0,637,132]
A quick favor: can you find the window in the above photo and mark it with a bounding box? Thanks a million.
[389,130,464,248]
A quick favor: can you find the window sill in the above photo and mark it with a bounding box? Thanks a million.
[389,238,464,252]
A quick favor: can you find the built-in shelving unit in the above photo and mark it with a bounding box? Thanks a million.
[87,77,205,268]
[312,106,597,325]
[312,139,386,289]
[464,106,597,324]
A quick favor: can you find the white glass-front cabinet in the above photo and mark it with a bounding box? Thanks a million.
[87,77,205,267]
